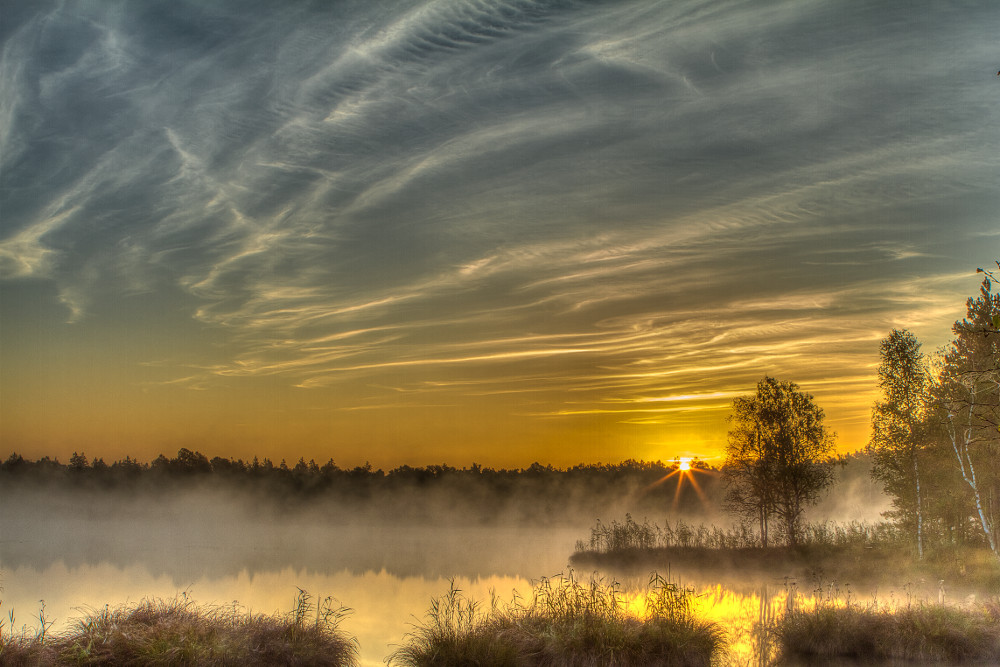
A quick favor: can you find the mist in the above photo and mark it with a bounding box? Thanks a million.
[0,463,703,580]
[8,451,997,667]
[1,482,585,583]
[0,452,888,584]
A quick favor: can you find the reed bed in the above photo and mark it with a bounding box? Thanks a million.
[389,571,725,667]
[0,589,357,666]
[576,515,902,553]
[573,516,1000,597]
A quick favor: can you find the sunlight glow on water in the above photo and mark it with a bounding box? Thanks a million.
[1,560,964,667]
[0,503,966,667]
[1,562,537,667]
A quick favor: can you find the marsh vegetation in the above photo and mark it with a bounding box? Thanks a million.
[5,569,998,666]
[0,590,357,666]
[389,572,725,667]
[571,516,1000,592]
[777,596,1000,663]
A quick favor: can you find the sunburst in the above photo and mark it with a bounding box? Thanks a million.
[645,457,719,511]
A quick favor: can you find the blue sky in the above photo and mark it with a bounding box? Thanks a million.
[1,0,998,466]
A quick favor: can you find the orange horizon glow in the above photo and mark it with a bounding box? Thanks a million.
[0,1,989,473]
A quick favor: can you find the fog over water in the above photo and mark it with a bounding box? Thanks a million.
[0,483,586,665]
[0,484,586,582]
[0,462,901,665]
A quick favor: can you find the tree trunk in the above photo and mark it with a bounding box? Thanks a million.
[784,495,800,547]
[947,415,999,559]
[913,454,923,560]
[760,505,768,548]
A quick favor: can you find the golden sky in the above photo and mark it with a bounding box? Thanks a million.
[1,1,998,467]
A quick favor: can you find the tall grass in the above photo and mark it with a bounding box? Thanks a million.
[576,515,902,553]
[389,570,725,666]
[776,590,1000,662]
[573,516,1000,593]
[0,589,357,666]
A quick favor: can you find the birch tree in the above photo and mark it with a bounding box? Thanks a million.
[935,264,1000,559]
[869,329,931,558]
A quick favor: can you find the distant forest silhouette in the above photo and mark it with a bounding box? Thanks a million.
[2,448,713,487]
[0,450,736,523]
[0,449,876,527]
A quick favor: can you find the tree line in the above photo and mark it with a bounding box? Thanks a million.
[0,450,724,521]
[0,451,705,488]
[869,263,999,560]
[721,263,999,558]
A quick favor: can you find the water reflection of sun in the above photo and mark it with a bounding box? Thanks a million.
[620,581,803,665]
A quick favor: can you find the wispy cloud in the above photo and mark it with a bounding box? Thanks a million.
[2,0,997,458]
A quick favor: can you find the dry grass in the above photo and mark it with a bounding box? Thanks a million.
[572,518,1000,593]
[576,517,903,553]
[776,595,1000,663]
[0,589,357,666]
[389,571,725,666]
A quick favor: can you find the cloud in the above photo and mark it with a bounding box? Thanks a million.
[0,206,78,280]
[2,0,998,453]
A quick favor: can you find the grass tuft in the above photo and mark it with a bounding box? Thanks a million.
[0,589,357,666]
[389,571,725,666]
[777,596,1000,663]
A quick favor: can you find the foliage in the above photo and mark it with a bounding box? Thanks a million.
[723,377,836,546]
[869,329,932,558]
[872,265,1000,561]
[933,263,1000,558]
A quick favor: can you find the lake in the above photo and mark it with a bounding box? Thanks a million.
[0,485,589,665]
[0,483,933,666]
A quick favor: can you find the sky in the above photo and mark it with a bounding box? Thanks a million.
[1,0,998,468]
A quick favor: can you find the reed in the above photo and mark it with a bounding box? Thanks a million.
[570,517,1000,590]
[0,589,357,666]
[389,571,725,666]
[576,516,903,553]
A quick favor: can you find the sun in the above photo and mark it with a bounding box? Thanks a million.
[642,455,719,513]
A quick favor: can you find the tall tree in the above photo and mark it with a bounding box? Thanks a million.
[724,392,777,547]
[723,377,836,546]
[935,264,1000,559]
[869,329,931,558]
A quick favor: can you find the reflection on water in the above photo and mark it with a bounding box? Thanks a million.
[0,489,966,666]
[0,504,585,583]
[6,559,939,667]
[1,562,540,667]
[3,561,805,667]
[0,496,584,666]
[609,575,793,667]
